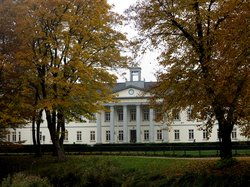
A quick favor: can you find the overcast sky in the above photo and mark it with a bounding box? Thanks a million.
[107,0,158,82]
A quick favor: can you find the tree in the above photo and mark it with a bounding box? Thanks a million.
[13,0,127,161]
[127,0,250,159]
[0,0,34,144]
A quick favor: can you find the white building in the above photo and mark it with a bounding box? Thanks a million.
[6,67,248,145]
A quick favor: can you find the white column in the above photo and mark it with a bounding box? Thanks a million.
[123,105,128,143]
[96,112,102,144]
[110,106,115,143]
[136,104,141,143]
[149,108,154,143]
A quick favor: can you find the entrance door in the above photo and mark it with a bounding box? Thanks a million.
[130,130,136,143]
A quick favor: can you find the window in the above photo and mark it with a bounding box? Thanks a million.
[189,129,194,140]
[203,130,208,140]
[105,112,110,122]
[217,129,221,140]
[118,130,123,141]
[174,130,180,140]
[117,109,123,121]
[187,108,193,120]
[90,131,95,141]
[39,132,42,141]
[143,109,149,121]
[173,109,180,120]
[157,130,162,140]
[89,114,96,123]
[7,134,10,142]
[153,110,160,121]
[106,130,110,142]
[12,131,16,142]
[64,130,68,141]
[18,132,21,142]
[77,131,82,141]
[144,130,149,141]
[231,129,237,139]
[130,109,136,121]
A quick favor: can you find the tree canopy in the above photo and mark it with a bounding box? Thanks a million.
[1,0,127,160]
[127,0,250,159]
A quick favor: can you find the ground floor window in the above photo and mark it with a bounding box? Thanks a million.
[118,130,123,141]
[18,132,21,142]
[77,131,82,141]
[64,130,68,141]
[12,131,16,142]
[144,130,149,141]
[231,129,237,139]
[157,130,162,140]
[174,130,180,140]
[90,131,95,141]
[188,129,194,140]
[203,129,208,140]
[106,130,110,142]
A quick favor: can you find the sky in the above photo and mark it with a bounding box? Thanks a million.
[107,0,158,82]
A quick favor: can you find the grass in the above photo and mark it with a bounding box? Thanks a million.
[0,155,249,186]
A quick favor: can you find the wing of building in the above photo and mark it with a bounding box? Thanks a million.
[6,67,248,144]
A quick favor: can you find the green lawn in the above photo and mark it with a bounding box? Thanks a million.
[0,155,249,187]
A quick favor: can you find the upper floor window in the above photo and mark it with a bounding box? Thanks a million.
[173,109,180,120]
[187,108,193,121]
[89,114,96,123]
[117,109,123,121]
[130,109,136,121]
[105,112,110,122]
[143,109,149,121]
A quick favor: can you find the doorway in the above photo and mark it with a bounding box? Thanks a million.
[130,130,136,143]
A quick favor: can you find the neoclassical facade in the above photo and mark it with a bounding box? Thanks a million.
[6,67,248,145]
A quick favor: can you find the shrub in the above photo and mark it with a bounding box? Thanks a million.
[1,172,51,187]
[216,158,238,169]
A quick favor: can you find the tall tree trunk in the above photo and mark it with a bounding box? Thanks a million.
[214,104,234,160]
[219,122,234,159]
[32,110,43,157]
[45,109,66,162]
[57,110,65,152]
[32,115,37,155]
[36,116,41,157]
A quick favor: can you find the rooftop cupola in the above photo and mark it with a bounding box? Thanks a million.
[130,67,142,82]
[126,67,144,88]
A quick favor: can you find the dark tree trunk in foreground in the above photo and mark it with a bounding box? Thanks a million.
[219,122,234,159]
[32,110,43,157]
[46,109,66,162]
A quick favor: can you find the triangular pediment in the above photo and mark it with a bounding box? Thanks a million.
[115,86,149,98]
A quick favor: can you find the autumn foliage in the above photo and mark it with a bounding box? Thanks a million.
[127,0,250,159]
[0,0,127,161]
